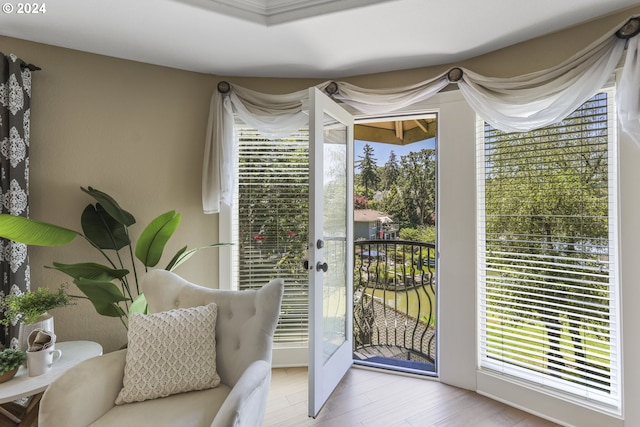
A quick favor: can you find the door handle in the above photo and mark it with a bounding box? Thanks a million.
[303,260,310,270]
[316,262,328,272]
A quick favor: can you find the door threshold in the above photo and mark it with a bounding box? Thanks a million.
[353,358,438,379]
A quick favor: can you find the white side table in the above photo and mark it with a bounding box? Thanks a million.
[0,340,102,426]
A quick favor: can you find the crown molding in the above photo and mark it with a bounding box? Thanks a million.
[175,0,396,25]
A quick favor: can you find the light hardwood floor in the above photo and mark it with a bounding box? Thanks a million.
[263,367,561,427]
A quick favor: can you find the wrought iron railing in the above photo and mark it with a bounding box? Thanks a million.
[353,240,436,370]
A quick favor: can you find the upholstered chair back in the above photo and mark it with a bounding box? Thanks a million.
[141,269,284,387]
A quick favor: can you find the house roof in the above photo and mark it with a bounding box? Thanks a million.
[354,209,394,223]
[0,0,637,78]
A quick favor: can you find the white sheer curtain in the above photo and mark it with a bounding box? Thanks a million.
[202,85,313,213]
[617,35,640,147]
[203,15,640,214]
[331,74,450,115]
[459,35,625,132]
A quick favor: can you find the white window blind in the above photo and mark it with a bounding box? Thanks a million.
[233,127,310,344]
[477,89,620,409]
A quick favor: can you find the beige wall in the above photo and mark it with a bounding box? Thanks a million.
[0,39,228,351]
[1,4,640,424]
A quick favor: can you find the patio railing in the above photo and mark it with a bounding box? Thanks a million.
[353,240,436,372]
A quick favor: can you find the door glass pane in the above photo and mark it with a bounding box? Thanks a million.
[322,114,347,363]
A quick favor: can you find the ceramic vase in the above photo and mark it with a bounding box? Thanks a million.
[17,312,54,351]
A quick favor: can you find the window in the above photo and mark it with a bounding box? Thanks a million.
[477,89,620,409]
[231,127,310,344]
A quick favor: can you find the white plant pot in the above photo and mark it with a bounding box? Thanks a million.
[17,313,54,351]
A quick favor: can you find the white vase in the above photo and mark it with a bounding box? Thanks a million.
[17,312,54,351]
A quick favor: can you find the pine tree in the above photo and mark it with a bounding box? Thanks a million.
[381,150,399,190]
[356,144,379,198]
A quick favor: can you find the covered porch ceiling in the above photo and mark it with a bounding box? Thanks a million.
[355,118,437,145]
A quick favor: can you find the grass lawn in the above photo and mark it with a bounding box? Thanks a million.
[485,316,611,386]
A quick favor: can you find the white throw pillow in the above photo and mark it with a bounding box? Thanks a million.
[115,303,221,404]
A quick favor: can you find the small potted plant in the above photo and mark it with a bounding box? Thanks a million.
[0,348,26,383]
[0,285,74,350]
[1,285,73,326]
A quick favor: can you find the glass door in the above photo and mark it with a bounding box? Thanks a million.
[308,87,354,418]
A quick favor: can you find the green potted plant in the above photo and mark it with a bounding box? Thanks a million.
[0,348,26,383]
[0,285,74,350]
[0,286,73,327]
[0,186,229,331]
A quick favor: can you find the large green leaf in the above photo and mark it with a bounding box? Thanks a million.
[81,187,135,227]
[0,214,79,246]
[81,204,130,250]
[135,211,181,267]
[164,245,187,271]
[166,243,232,271]
[74,278,128,318]
[47,262,129,282]
[129,293,149,315]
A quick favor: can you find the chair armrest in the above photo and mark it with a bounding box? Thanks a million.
[39,349,127,427]
[211,360,272,427]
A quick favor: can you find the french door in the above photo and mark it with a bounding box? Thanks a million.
[308,87,354,418]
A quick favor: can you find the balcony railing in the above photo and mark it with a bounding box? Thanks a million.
[353,240,436,373]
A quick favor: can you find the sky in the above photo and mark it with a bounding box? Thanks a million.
[355,137,436,169]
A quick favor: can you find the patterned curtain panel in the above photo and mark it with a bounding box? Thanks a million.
[0,53,33,349]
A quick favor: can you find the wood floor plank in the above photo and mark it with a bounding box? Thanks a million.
[263,367,562,427]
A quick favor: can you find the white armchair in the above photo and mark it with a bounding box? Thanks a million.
[38,270,284,427]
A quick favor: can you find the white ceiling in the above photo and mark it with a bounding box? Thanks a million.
[0,0,638,78]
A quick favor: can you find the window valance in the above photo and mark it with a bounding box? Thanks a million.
[203,15,640,214]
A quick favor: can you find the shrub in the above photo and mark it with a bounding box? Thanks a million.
[0,348,26,374]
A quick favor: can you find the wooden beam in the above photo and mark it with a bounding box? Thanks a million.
[395,121,403,140]
[414,119,427,133]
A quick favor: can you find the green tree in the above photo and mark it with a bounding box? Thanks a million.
[398,149,436,227]
[399,226,436,243]
[356,144,379,198]
[381,184,406,224]
[381,150,400,190]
